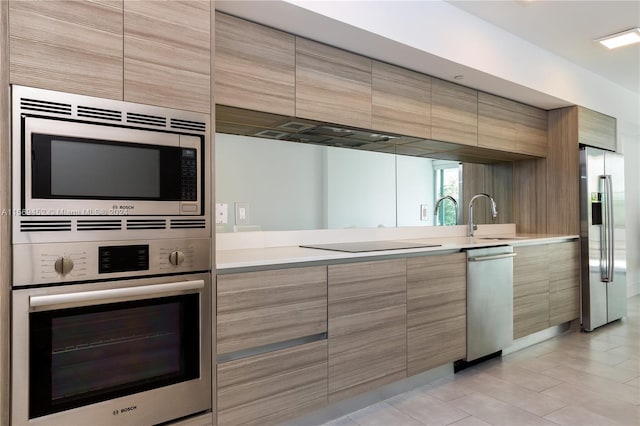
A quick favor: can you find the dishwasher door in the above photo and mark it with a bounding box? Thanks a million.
[466,246,516,361]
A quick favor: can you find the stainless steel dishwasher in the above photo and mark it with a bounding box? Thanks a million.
[465,246,516,361]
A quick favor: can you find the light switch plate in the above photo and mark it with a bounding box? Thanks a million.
[215,203,228,224]
[420,204,429,221]
[235,202,249,225]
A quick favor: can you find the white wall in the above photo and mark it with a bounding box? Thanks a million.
[619,120,640,297]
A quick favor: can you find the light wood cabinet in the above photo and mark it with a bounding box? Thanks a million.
[328,259,406,403]
[372,61,431,139]
[216,266,327,355]
[515,103,548,157]
[478,92,517,152]
[215,12,295,116]
[9,0,123,99]
[123,0,211,113]
[296,37,372,129]
[406,253,466,376]
[513,245,550,339]
[549,240,581,326]
[431,78,478,146]
[578,106,616,151]
[217,340,327,426]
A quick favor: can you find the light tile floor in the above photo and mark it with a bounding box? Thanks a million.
[323,296,639,426]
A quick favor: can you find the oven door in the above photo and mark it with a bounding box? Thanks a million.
[12,273,212,426]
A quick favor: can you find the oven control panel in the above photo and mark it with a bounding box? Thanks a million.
[12,238,211,286]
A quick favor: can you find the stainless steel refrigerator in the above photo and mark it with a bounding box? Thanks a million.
[579,146,627,331]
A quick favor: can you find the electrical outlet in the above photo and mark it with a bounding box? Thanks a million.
[420,204,429,221]
[235,202,249,225]
[215,203,228,224]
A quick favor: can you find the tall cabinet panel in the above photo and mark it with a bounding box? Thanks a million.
[296,37,372,129]
[124,0,211,113]
[9,0,123,99]
[215,12,295,116]
[328,259,406,403]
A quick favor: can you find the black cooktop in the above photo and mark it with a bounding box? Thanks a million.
[300,241,441,253]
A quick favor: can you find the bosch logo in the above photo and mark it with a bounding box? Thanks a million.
[112,406,137,415]
[112,410,119,416]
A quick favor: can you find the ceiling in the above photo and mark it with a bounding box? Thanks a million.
[447,0,640,94]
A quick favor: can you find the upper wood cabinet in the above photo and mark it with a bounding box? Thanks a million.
[215,12,295,116]
[372,61,431,139]
[515,103,548,157]
[578,106,616,151]
[431,79,478,146]
[406,253,466,376]
[296,37,372,129]
[478,92,517,152]
[328,259,406,403]
[549,240,580,326]
[217,266,327,355]
[123,0,211,113]
[513,245,550,339]
[9,0,123,99]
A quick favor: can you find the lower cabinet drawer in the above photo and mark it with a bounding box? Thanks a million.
[216,340,328,426]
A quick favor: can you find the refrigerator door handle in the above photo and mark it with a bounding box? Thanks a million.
[604,174,615,283]
[599,176,608,282]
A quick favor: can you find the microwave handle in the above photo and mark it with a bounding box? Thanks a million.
[30,280,204,310]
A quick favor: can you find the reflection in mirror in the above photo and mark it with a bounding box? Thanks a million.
[215,133,467,232]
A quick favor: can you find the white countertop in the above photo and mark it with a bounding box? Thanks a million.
[216,227,579,270]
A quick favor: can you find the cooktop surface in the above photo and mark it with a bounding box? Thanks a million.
[300,241,441,253]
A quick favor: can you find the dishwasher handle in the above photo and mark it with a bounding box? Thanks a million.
[468,252,517,262]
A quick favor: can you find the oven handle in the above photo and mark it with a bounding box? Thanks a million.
[29,280,204,309]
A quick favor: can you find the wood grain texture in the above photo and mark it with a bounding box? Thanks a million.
[462,162,513,225]
[513,158,547,234]
[478,92,517,152]
[217,341,327,426]
[549,241,580,325]
[9,0,123,99]
[296,37,372,129]
[217,266,327,355]
[406,253,466,375]
[513,245,550,339]
[577,106,616,151]
[328,259,406,402]
[124,0,210,113]
[515,103,548,157]
[547,108,580,235]
[0,2,10,423]
[372,61,430,138]
[215,12,295,116]
[431,78,478,146]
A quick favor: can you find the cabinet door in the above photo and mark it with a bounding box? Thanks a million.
[124,0,211,113]
[217,340,327,426]
[513,245,550,339]
[578,106,616,151]
[515,103,548,157]
[9,0,123,99]
[296,37,372,129]
[372,61,431,139]
[478,92,517,152]
[431,78,478,146]
[215,13,295,116]
[328,259,406,403]
[549,241,581,326]
[406,253,466,376]
[217,266,327,355]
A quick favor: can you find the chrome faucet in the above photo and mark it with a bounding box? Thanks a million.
[434,195,458,225]
[468,193,498,237]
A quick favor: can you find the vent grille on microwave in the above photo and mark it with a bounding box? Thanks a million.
[20,98,72,115]
[77,219,122,231]
[126,112,167,128]
[20,220,72,232]
[170,219,206,229]
[170,118,206,133]
[77,105,122,121]
[126,219,167,230]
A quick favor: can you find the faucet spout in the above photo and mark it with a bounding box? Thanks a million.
[434,195,458,225]
[468,193,498,237]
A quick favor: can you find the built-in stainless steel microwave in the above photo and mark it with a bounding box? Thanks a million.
[12,85,210,244]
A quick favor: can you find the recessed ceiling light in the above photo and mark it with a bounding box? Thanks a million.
[596,28,640,50]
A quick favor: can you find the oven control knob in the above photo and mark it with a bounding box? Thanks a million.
[169,251,185,266]
[54,257,74,275]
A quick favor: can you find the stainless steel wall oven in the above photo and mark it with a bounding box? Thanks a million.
[10,86,213,425]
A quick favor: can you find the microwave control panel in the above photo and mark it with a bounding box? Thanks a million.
[12,238,211,287]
